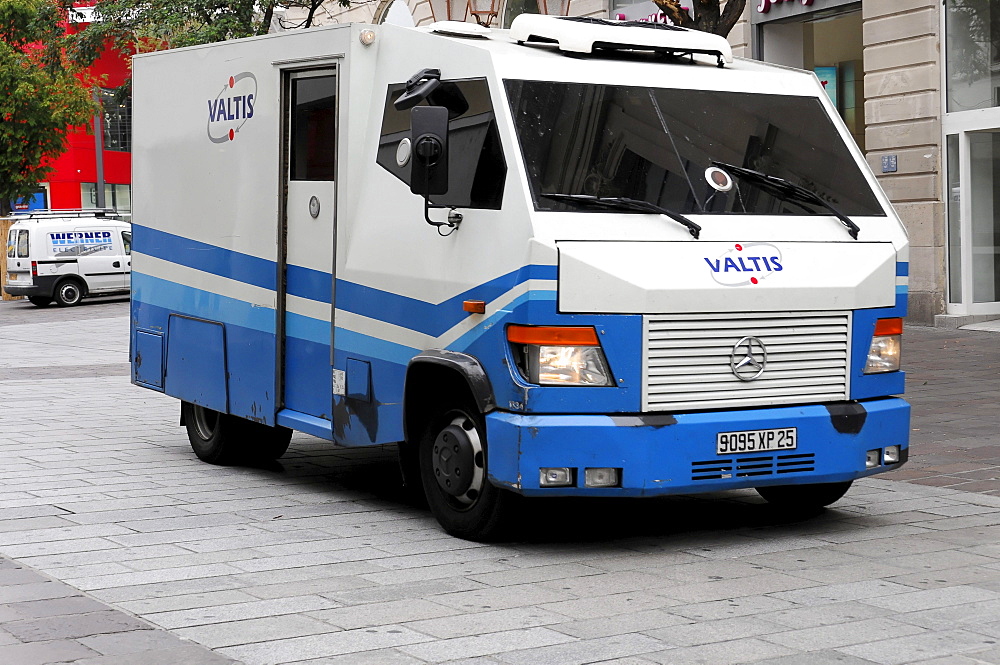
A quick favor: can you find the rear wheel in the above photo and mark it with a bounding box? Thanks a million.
[182,402,292,464]
[755,481,853,509]
[28,296,51,307]
[53,279,84,307]
[419,404,510,541]
[183,402,240,464]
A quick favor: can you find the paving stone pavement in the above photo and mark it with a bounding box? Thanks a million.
[2,298,1000,665]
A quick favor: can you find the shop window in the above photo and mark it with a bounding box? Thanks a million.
[946,0,1000,112]
[968,132,1000,303]
[101,88,132,153]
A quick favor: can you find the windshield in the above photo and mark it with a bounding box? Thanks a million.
[505,80,885,217]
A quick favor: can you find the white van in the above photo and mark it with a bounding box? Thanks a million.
[3,210,132,306]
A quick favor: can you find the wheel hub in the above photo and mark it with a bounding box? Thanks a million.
[432,419,477,497]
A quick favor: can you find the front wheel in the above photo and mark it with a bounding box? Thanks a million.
[419,406,510,541]
[755,481,853,509]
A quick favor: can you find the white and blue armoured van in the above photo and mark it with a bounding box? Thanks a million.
[130,16,910,540]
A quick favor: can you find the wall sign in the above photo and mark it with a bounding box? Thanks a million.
[751,0,858,24]
[757,0,813,13]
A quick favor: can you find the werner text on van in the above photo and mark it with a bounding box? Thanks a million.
[129,17,909,540]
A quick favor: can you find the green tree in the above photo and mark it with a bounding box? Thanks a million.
[0,0,98,216]
[73,1,343,56]
[651,0,747,37]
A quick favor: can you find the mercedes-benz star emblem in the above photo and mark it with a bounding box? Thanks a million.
[730,336,767,382]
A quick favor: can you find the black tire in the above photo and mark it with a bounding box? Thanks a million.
[28,296,52,307]
[182,401,292,464]
[53,279,84,306]
[253,426,292,460]
[756,481,853,509]
[182,402,242,464]
[419,404,510,541]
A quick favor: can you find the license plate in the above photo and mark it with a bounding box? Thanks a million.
[717,427,797,455]
[7,272,17,282]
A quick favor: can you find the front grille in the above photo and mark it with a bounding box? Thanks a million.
[691,453,816,481]
[643,311,851,412]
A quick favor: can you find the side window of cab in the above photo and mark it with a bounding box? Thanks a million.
[122,231,131,255]
[376,78,506,209]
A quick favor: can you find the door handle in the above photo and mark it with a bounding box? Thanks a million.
[113,261,121,268]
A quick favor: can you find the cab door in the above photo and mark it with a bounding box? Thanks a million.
[278,69,337,422]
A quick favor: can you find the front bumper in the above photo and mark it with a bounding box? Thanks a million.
[485,398,909,497]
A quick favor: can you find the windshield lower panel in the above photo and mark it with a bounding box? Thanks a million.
[505,80,885,217]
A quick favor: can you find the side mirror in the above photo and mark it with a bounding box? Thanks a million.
[410,106,449,197]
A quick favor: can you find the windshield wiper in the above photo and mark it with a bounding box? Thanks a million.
[711,161,861,240]
[540,193,702,239]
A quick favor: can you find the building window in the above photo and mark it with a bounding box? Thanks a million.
[82,183,131,213]
[946,0,1000,112]
[101,88,132,153]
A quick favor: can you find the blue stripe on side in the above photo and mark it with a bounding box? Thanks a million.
[287,311,330,345]
[448,289,558,352]
[896,262,909,277]
[335,264,558,337]
[134,225,276,291]
[896,285,908,295]
[132,273,277,334]
[288,265,332,304]
[335,327,419,367]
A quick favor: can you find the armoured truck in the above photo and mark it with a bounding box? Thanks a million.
[130,16,910,539]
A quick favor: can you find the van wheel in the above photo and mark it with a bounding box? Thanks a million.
[28,296,52,307]
[182,402,243,465]
[53,280,84,307]
[756,481,853,509]
[419,404,510,541]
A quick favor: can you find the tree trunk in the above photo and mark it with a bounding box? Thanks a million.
[650,0,747,38]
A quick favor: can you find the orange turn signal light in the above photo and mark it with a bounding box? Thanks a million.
[463,300,486,314]
[874,318,903,336]
[506,325,600,346]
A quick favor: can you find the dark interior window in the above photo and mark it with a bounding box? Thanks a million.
[122,231,131,255]
[291,75,337,181]
[377,78,506,209]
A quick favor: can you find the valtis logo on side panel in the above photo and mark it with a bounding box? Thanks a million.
[207,73,257,143]
[704,243,783,287]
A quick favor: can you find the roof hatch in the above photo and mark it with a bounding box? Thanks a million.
[509,14,733,67]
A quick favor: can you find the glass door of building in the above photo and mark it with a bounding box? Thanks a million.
[946,129,1000,315]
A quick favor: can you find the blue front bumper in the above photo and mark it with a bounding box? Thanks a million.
[485,398,909,497]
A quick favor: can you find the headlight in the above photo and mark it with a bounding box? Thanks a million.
[508,325,614,386]
[864,318,902,374]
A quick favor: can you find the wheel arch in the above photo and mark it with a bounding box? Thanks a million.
[403,350,495,445]
[56,275,88,297]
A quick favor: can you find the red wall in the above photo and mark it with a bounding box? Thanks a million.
[45,2,133,210]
